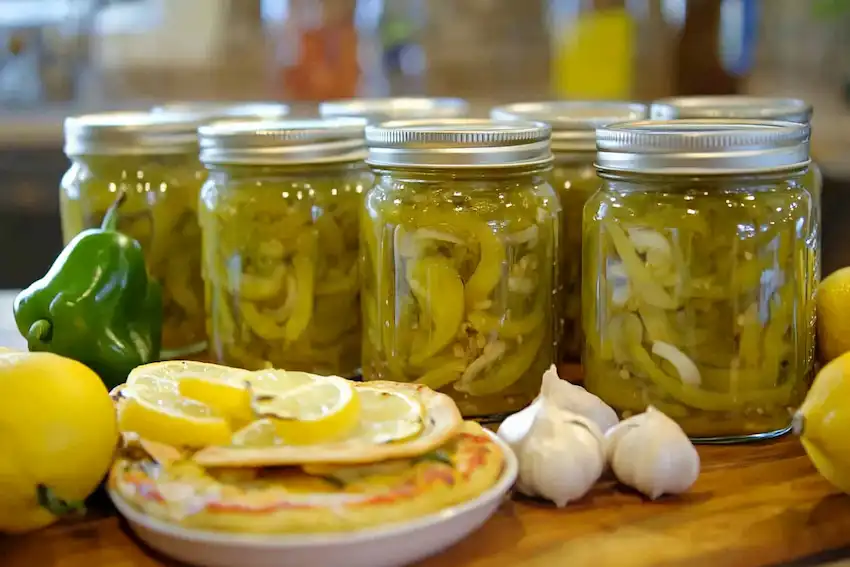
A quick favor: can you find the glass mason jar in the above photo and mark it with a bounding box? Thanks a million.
[361,119,561,419]
[198,118,370,376]
[491,101,648,363]
[650,96,821,280]
[320,97,469,124]
[583,119,816,442]
[61,111,208,358]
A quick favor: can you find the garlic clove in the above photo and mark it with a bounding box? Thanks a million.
[607,406,700,500]
[516,402,605,508]
[603,411,649,462]
[540,364,620,434]
[497,397,542,455]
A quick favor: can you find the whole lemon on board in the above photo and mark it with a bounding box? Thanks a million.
[0,351,118,533]
[793,351,850,494]
[816,266,850,363]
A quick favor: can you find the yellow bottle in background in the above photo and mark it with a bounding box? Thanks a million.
[551,6,635,100]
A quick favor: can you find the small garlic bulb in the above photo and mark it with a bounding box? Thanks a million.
[540,365,620,434]
[605,406,700,500]
[517,401,605,507]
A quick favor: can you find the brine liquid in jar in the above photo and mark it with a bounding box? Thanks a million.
[584,119,816,442]
[362,119,560,419]
[198,118,370,377]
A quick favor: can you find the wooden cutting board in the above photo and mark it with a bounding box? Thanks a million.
[2,434,849,567]
[3,363,850,566]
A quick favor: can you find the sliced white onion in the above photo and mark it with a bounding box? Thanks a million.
[651,341,701,386]
[415,228,465,245]
[611,282,631,307]
[503,225,539,245]
[606,261,629,281]
[627,228,672,256]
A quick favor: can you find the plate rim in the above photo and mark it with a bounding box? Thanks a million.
[109,429,518,548]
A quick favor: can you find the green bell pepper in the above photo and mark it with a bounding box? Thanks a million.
[13,190,162,388]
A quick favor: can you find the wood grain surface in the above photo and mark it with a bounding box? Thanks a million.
[3,367,850,567]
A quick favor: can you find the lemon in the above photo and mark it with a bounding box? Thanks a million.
[128,360,249,388]
[0,352,118,533]
[816,266,850,363]
[793,351,850,494]
[118,379,233,447]
[178,377,253,423]
[352,386,424,444]
[252,371,360,445]
[232,419,278,447]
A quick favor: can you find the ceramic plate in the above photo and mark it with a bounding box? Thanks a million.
[110,430,518,567]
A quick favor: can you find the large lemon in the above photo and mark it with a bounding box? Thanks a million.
[793,351,850,494]
[817,266,850,363]
[0,351,118,533]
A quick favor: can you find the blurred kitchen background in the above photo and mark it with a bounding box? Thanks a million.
[1,0,850,288]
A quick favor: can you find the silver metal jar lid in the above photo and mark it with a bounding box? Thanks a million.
[595,119,811,175]
[365,119,553,169]
[199,117,368,166]
[490,101,648,152]
[151,101,290,124]
[64,111,201,156]
[320,97,469,123]
[651,96,813,124]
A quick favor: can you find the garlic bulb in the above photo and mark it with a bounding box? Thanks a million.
[496,397,541,455]
[605,406,700,500]
[517,401,605,507]
[540,365,620,434]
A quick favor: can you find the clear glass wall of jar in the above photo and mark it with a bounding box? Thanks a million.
[490,101,648,364]
[650,96,821,279]
[319,97,469,124]
[61,112,208,358]
[361,119,560,419]
[583,119,816,442]
[198,118,370,376]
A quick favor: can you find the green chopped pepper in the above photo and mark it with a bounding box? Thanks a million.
[14,190,162,389]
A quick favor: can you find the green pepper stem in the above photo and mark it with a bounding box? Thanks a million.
[101,189,127,231]
[36,484,86,517]
[27,319,53,346]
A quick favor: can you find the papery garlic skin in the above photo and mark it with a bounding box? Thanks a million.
[541,364,620,434]
[517,401,605,508]
[605,406,700,500]
[496,397,542,455]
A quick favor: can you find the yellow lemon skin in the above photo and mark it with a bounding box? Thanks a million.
[0,352,118,533]
[817,266,850,363]
[795,351,850,494]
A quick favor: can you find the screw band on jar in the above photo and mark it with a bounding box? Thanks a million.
[365,118,553,169]
[64,111,202,156]
[152,101,290,124]
[595,119,811,175]
[650,95,812,124]
[490,101,648,153]
[199,118,368,166]
[320,97,470,124]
